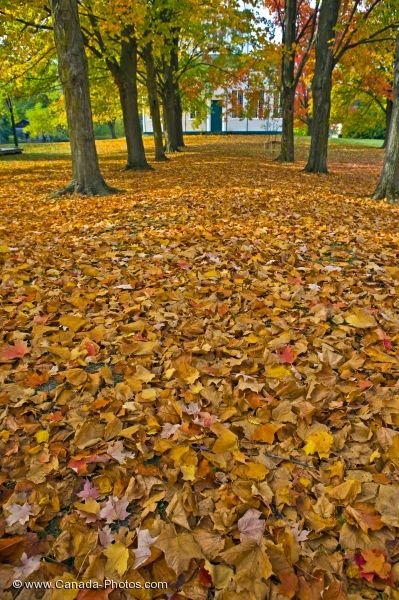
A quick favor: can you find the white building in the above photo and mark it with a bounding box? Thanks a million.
[142,86,282,135]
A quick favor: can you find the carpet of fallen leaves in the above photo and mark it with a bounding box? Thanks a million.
[1,136,399,600]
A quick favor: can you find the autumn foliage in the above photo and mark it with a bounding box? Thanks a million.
[1,137,399,598]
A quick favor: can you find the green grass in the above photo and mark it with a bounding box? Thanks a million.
[295,135,384,148]
[329,137,384,148]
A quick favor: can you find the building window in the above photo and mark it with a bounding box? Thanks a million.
[231,90,244,118]
[190,110,198,119]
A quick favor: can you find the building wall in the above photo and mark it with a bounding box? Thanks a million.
[142,88,282,134]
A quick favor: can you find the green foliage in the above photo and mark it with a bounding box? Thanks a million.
[332,87,386,140]
[0,114,12,143]
[25,97,67,140]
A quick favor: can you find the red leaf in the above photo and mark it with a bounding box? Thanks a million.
[85,341,98,356]
[278,346,295,364]
[0,340,29,362]
[68,458,88,475]
[358,379,373,390]
[176,260,190,270]
[198,566,213,587]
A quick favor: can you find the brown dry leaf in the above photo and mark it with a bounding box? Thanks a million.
[2,137,399,598]
[173,353,200,384]
[345,503,383,533]
[153,524,204,575]
[74,420,105,449]
[376,485,399,527]
[326,480,362,505]
[220,539,272,592]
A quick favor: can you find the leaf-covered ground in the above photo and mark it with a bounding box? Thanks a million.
[1,136,399,599]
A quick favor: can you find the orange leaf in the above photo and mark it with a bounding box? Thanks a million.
[252,423,280,444]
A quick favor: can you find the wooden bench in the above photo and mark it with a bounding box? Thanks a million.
[0,147,23,155]
[264,137,281,155]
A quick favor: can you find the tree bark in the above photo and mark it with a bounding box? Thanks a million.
[5,96,19,148]
[175,90,184,147]
[162,65,180,152]
[278,89,295,162]
[108,119,117,139]
[373,34,399,202]
[383,98,393,149]
[143,42,168,161]
[169,32,184,148]
[276,0,296,162]
[161,32,184,152]
[50,0,113,195]
[306,117,313,136]
[305,0,340,174]
[108,32,150,171]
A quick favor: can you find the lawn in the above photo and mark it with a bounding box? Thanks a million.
[1,136,399,599]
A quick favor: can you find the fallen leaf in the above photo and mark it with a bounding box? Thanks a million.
[238,508,265,543]
[304,431,333,459]
[99,496,130,523]
[154,524,204,575]
[103,541,130,576]
[5,503,33,527]
[0,340,29,362]
[345,309,377,329]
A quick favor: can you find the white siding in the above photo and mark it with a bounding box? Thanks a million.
[141,86,282,134]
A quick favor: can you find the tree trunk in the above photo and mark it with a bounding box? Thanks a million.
[305,0,340,174]
[161,32,184,152]
[50,0,113,195]
[143,43,168,161]
[170,34,184,148]
[383,98,393,149]
[175,91,184,147]
[162,66,180,152]
[109,33,150,170]
[276,0,296,162]
[5,97,19,148]
[373,35,399,202]
[108,120,117,139]
[306,117,313,136]
[278,88,295,162]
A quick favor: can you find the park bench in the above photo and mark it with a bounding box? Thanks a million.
[264,135,281,156]
[0,147,23,156]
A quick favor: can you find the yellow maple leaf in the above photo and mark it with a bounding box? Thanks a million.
[234,462,268,481]
[266,365,291,379]
[35,430,49,444]
[174,354,200,384]
[170,445,190,465]
[48,346,71,360]
[59,315,87,332]
[104,541,130,576]
[345,309,377,328]
[304,431,333,459]
[74,498,100,515]
[203,269,220,278]
[181,464,196,481]
[49,573,79,600]
[211,423,238,453]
